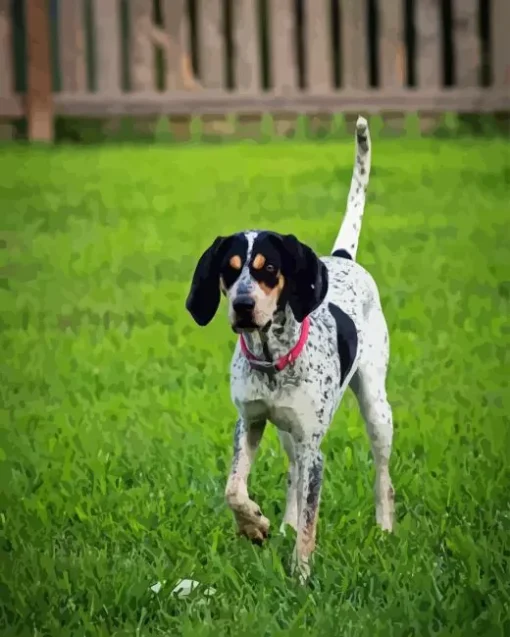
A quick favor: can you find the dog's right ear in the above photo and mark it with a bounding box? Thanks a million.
[185,236,231,326]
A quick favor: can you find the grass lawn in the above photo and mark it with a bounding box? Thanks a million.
[0,136,509,637]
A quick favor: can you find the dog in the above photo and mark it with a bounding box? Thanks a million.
[185,117,395,582]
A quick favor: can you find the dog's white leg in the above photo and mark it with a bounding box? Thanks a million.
[278,431,298,534]
[225,418,270,543]
[292,437,324,584]
[350,313,395,532]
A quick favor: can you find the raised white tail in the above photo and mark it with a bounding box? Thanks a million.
[331,116,372,261]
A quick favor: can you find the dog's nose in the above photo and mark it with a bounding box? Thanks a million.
[233,295,255,314]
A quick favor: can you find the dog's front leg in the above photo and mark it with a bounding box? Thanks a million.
[292,436,324,583]
[225,417,269,543]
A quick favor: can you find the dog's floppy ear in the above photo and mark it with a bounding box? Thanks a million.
[186,236,231,326]
[274,233,329,322]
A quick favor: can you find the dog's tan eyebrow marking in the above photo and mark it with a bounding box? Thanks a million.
[252,254,266,270]
[229,255,242,270]
[256,272,283,296]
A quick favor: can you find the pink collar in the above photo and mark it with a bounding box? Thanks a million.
[239,316,311,374]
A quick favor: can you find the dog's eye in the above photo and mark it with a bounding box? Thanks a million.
[265,264,276,273]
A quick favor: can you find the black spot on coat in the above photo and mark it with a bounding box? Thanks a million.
[305,452,323,524]
[332,249,353,260]
[328,302,358,385]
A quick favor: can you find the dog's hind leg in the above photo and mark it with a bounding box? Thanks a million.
[278,430,299,534]
[349,305,395,532]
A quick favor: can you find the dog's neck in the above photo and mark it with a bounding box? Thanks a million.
[241,304,302,362]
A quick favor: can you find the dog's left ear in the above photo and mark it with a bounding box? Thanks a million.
[185,236,231,326]
[276,234,329,322]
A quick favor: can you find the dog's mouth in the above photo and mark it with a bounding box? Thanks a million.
[232,321,257,334]
[232,319,272,334]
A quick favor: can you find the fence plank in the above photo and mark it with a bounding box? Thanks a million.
[233,0,260,93]
[341,0,368,89]
[452,0,480,87]
[492,0,510,89]
[25,0,53,140]
[129,0,154,90]
[0,0,14,99]
[59,0,86,91]
[92,0,122,94]
[269,0,297,92]
[161,0,185,90]
[416,0,441,88]
[304,0,331,92]
[415,0,442,132]
[158,1,199,90]
[198,0,225,88]
[181,3,201,88]
[379,1,404,88]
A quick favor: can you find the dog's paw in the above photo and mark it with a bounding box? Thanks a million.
[376,509,395,533]
[291,548,311,586]
[237,513,270,544]
[233,501,270,544]
[376,485,395,532]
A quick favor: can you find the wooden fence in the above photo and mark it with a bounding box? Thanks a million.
[0,0,509,142]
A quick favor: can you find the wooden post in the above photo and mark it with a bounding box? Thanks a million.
[304,0,331,93]
[25,0,53,141]
[59,0,86,91]
[233,0,260,93]
[129,0,154,91]
[340,0,368,89]
[0,0,14,139]
[92,0,122,94]
[491,0,510,89]
[416,0,442,134]
[198,0,225,89]
[452,0,480,87]
[0,0,14,99]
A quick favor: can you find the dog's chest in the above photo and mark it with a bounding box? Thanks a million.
[230,322,342,431]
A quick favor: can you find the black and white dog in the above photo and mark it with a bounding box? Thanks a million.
[186,117,395,582]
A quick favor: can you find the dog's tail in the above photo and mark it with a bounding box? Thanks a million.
[331,116,372,262]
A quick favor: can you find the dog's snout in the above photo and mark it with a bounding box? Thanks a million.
[233,295,255,314]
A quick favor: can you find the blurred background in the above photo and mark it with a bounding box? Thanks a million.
[0,0,508,143]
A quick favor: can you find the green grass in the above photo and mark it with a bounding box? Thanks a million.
[0,136,509,637]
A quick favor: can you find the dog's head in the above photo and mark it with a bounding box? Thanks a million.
[185,230,328,331]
